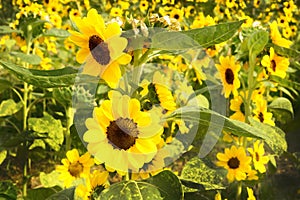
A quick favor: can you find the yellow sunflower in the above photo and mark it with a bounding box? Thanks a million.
[216,145,251,182]
[229,91,246,122]
[83,91,164,173]
[253,99,275,126]
[69,8,132,88]
[76,170,109,200]
[261,47,290,79]
[269,21,293,48]
[216,56,241,98]
[56,149,94,188]
[169,8,184,22]
[247,140,269,173]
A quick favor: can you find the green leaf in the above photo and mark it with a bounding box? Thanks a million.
[249,118,287,155]
[28,112,64,151]
[10,52,41,65]
[267,43,300,58]
[25,186,62,200]
[167,106,263,139]
[145,170,183,200]
[247,30,269,56]
[0,60,78,88]
[0,99,23,117]
[269,75,300,90]
[269,97,294,118]
[0,150,7,165]
[99,180,163,200]
[0,26,22,34]
[151,21,244,50]
[43,28,70,37]
[53,87,72,107]
[0,78,13,93]
[180,157,224,191]
[40,171,64,188]
[0,181,17,200]
[46,187,75,200]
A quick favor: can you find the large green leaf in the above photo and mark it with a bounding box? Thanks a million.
[0,26,22,34]
[267,43,300,58]
[99,180,163,200]
[249,118,287,155]
[269,75,300,91]
[151,21,244,50]
[10,52,41,65]
[247,30,269,56]
[0,60,78,88]
[0,78,13,93]
[39,171,64,188]
[180,157,224,191]
[0,99,23,117]
[28,112,64,151]
[46,187,75,200]
[269,97,294,117]
[25,186,62,200]
[145,170,183,200]
[0,181,17,200]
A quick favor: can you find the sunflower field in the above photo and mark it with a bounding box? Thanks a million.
[0,0,300,199]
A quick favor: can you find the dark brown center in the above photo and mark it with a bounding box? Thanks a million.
[258,112,264,122]
[106,118,139,150]
[225,68,234,84]
[174,14,180,19]
[255,152,260,161]
[227,157,240,169]
[68,161,83,177]
[88,35,111,65]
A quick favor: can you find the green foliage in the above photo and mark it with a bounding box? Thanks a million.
[151,21,244,50]
[0,60,78,88]
[269,97,294,124]
[181,157,224,191]
[247,30,269,57]
[0,78,12,93]
[28,112,64,151]
[99,171,182,200]
[0,181,17,200]
[46,187,75,200]
[0,99,23,117]
[10,52,41,65]
[43,28,70,38]
[25,186,62,200]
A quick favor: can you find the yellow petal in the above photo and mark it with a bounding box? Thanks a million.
[101,62,121,88]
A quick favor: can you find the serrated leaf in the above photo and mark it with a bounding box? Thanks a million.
[0,60,78,88]
[151,21,244,50]
[0,150,7,165]
[249,118,287,155]
[43,28,70,37]
[0,181,17,200]
[145,170,183,200]
[28,112,64,151]
[99,180,163,200]
[10,52,41,65]
[269,97,293,118]
[180,157,224,191]
[0,99,23,117]
[46,187,75,200]
[247,30,269,56]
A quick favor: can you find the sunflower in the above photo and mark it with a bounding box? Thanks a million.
[216,145,251,182]
[76,170,109,200]
[216,56,241,98]
[253,99,275,126]
[229,91,246,122]
[139,0,149,13]
[269,21,293,48]
[56,149,94,187]
[169,8,184,22]
[69,9,132,88]
[261,47,289,79]
[247,140,269,173]
[83,91,164,173]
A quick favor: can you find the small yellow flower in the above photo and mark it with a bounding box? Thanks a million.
[216,146,251,182]
[261,47,290,79]
[253,99,275,126]
[56,149,94,187]
[230,91,246,122]
[247,140,269,173]
[216,56,241,98]
[270,21,293,48]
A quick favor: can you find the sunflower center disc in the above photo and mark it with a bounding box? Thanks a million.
[227,157,240,169]
[88,35,111,65]
[271,60,276,72]
[106,118,138,150]
[68,161,83,178]
[225,68,234,84]
[255,152,260,162]
[258,112,264,122]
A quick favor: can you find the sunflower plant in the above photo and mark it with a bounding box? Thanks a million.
[0,0,299,200]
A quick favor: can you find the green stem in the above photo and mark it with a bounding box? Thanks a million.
[64,106,74,151]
